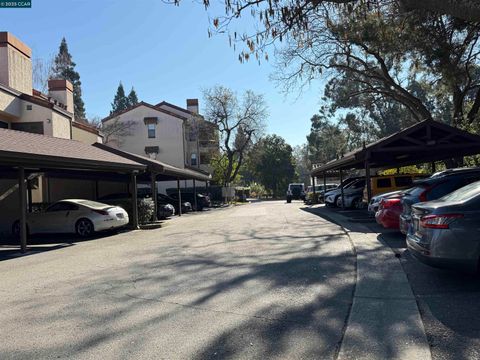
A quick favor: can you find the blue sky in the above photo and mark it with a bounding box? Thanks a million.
[2,0,325,146]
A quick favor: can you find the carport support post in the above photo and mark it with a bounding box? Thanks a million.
[323,172,327,203]
[177,178,182,216]
[151,172,158,222]
[365,160,372,203]
[311,176,316,202]
[131,172,139,229]
[193,179,197,211]
[18,167,27,253]
[340,169,345,210]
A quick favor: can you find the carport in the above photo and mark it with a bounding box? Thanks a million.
[311,119,480,206]
[93,143,212,218]
[0,129,146,252]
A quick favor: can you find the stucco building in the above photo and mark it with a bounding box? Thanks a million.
[102,99,218,193]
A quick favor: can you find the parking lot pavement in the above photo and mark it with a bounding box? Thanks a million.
[316,205,480,360]
[0,201,355,359]
[381,230,480,360]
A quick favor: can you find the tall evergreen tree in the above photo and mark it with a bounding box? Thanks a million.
[127,87,139,107]
[110,82,129,115]
[51,37,86,120]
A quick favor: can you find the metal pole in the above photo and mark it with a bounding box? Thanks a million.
[151,172,158,222]
[193,179,198,211]
[177,178,182,216]
[431,161,436,174]
[311,176,316,204]
[131,172,139,229]
[27,179,33,213]
[365,160,372,203]
[340,169,345,210]
[19,167,27,253]
[323,172,327,204]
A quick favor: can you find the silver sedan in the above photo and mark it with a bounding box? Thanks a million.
[407,181,480,272]
[13,199,129,237]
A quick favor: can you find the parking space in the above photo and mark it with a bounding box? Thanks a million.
[311,205,480,360]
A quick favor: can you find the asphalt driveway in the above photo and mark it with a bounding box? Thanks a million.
[0,201,355,359]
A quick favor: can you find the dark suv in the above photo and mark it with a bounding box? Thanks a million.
[400,167,480,235]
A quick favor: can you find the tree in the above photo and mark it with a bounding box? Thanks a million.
[250,135,296,197]
[51,37,86,120]
[110,82,129,115]
[293,144,311,185]
[306,110,347,165]
[203,85,267,186]
[32,56,54,93]
[127,87,139,107]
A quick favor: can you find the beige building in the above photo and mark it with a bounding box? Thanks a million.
[102,99,217,192]
[0,32,101,143]
[0,32,106,237]
[157,99,219,175]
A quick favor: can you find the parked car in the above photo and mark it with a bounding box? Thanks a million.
[399,167,480,235]
[324,178,366,208]
[304,183,338,204]
[363,174,427,201]
[12,199,129,237]
[157,193,189,214]
[169,192,210,211]
[98,192,173,220]
[286,183,305,203]
[407,180,480,272]
[375,193,404,229]
[368,190,404,214]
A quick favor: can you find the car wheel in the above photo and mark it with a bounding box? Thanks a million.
[352,198,361,209]
[336,196,342,208]
[76,218,94,237]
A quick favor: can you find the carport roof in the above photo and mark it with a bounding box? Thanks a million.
[311,119,480,175]
[93,143,212,181]
[0,128,145,172]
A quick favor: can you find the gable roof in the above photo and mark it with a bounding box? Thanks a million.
[0,128,145,172]
[93,143,211,181]
[312,119,480,175]
[156,101,197,116]
[101,101,188,123]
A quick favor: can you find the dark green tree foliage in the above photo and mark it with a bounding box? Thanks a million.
[110,82,129,115]
[51,37,86,120]
[251,135,295,197]
[127,87,139,107]
[306,110,347,166]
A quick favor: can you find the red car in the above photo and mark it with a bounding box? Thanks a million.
[375,195,403,229]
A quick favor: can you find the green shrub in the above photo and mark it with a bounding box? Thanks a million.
[138,198,155,224]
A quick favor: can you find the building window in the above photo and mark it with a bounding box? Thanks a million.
[0,121,8,129]
[191,153,198,166]
[147,123,156,138]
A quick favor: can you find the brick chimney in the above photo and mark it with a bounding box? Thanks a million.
[48,79,74,114]
[186,98,199,114]
[0,32,33,95]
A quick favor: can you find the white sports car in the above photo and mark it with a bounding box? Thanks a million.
[13,199,129,237]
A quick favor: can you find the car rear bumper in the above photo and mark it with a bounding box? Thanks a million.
[407,235,477,272]
[376,209,400,229]
[94,216,129,231]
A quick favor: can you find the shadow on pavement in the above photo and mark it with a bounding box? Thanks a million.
[0,229,128,262]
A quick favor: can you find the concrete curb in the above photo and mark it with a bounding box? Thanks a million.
[312,207,432,360]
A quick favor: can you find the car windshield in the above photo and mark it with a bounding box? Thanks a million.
[440,180,480,202]
[289,185,303,191]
